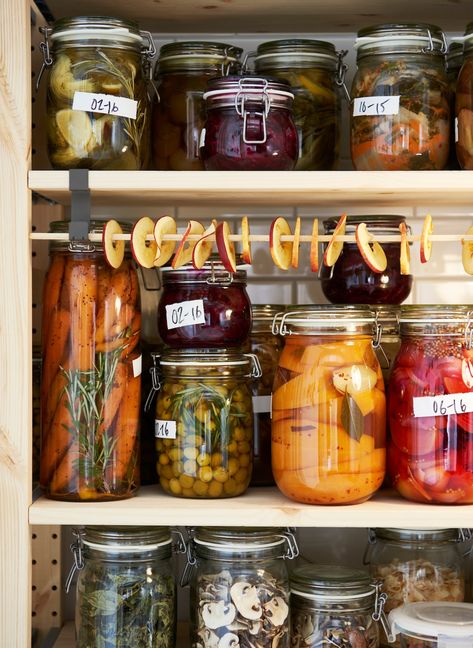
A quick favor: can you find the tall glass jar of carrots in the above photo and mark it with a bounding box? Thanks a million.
[272,308,386,505]
[40,221,141,501]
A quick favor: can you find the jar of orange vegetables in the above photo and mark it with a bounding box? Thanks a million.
[272,307,386,505]
[40,221,141,501]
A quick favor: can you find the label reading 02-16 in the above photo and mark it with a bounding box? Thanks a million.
[165,299,206,330]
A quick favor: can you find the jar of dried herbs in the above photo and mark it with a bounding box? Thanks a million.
[72,526,177,648]
[39,16,155,169]
[184,527,298,648]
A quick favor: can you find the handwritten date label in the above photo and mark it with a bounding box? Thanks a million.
[413,392,473,418]
[165,299,206,330]
[72,91,138,119]
[155,419,177,439]
[353,96,400,117]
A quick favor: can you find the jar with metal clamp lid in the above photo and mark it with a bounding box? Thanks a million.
[150,350,261,498]
[69,526,183,647]
[351,23,449,170]
[373,306,401,384]
[39,16,155,169]
[447,42,463,169]
[200,76,298,170]
[183,527,298,648]
[40,220,141,501]
[290,564,390,648]
[272,307,386,505]
[388,306,473,504]
[456,23,473,169]
[151,41,242,169]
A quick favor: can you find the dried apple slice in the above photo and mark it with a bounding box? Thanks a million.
[154,215,177,267]
[291,217,301,269]
[102,219,125,269]
[355,222,387,273]
[241,216,252,264]
[310,218,319,273]
[192,219,217,270]
[420,214,433,264]
[269,217,293,270]
[216,221,237,272]
[323,213,347,267]
[172,220,205,269]
[462,225,473,275]
[399,222,411,275]
[462,357,473,388]
[131,216,157,269]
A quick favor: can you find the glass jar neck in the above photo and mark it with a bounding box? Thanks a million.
[49,219,132,254]
[355,23,446,60]
[157,351,254,379]
[400,306,472,339]
[291,590,375,614]
[255,40,337,72]
[50,16,144,53]
[156,41,242,73]
[161,266,246,286]
[323,216,406,236]
[81,526,173,562]
[193,529,290,561]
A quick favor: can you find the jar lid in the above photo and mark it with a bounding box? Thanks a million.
[400,305,473,337]
[389,602,473,640]
[156,40,243,72]
[193,527,288,552]
[355,23,447,57]
[160,260,247,285]
[82,526,172,552]
[49,219,131,253]
[155,350,261,379]
[252,305,286,331]
[50,16,144,48]
[371,306,400,336]
[274,306,377,337]
[447,42,464,69]
[373,528,461,543]
[323,214,407,235]
[291,564,375,601]
[255,39,338,70]
[203,75,294,109]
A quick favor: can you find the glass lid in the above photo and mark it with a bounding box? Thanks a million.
[255,39,338,69]
[291,564,374,599]
[51,16,144,46]
[81,526,172,550]
[193,527,288,549]
[355,23,446,56]
[373,528,461,543]
[389,602,473,640]
[157,40,242,66]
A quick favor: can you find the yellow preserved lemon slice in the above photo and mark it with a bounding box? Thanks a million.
[56,109,93,150]
[50,54,94,102]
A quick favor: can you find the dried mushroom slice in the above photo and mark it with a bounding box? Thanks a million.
[263,597,289,626]
[197,628,220,647]
[218,633,240,648]
[50,54,94,102]
[230,582,262,620]
[202,600,237,630]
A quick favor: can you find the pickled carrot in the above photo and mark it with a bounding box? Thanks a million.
[97,361,127,441]
[49,443,78,495]
[41,309,70,401]
[42,368,68,436]
[68,262,97,371]
[41,254,65,346]
[95,266,130,344]
[40,393,74,486]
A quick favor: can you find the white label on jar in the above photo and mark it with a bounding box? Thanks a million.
[413,392,473,418]
[252,395,272,414]
[72,91,138,119]
[165,299,206,330]
[155,419,177,439]
[353,95,400,117]
[132,355,142,378]
[455,117,459,143]
[199,128,206,149]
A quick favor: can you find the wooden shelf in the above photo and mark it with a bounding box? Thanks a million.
[52,620,188,647]
[29,486,473,528]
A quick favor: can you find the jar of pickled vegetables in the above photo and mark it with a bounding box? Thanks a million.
[40,221,141,501]
[72,526,178,647]
[290,564,389,648]
[389,306,473,503]
[373,306,401,385]
[201,76,298,170]
[456,24,473,169]
[389,602,473,648]
[152,350,261,498]
[40,17,155,170]
[351,24,449,170]
[447,43,463,170]
[157,263,252,348]
[184,527,298,648]
[254,39,342,170]
[272,307,386,505]
[151,41,242,169]
[320,216,413,305]
[365,528,468,647]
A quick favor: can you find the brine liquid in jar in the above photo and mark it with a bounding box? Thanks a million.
[456,24,473,169]
[447,42,463,170]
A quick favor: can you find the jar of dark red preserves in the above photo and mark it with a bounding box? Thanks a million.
[200,76,298,170]
[157,262,252,348]
[320,215,413,305]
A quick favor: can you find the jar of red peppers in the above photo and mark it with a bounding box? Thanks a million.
[456,24,473,169]
[200,76,298,170]
[157,261,252,348]
[388,306,473,504]
[40,221,141,500]
[351,24,450,170]
[151,41,242,170]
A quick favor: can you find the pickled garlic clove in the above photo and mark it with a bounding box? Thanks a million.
[333,365,377,395]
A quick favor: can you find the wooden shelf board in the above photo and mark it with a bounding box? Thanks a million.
[52,620,187,647]
[29,485,473,528]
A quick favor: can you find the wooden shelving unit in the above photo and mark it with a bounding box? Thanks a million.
[52,620,188,647]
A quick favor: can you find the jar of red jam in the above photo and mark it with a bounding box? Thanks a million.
[157,262,252,348]
[388,306,473,504]
[320,215,413,305]
[200,76,298,170]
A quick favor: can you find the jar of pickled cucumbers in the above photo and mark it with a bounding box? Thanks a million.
[388,306,473,504]
[447,42,463,169]
[184,527,298,648]
[272,307,386,505]
[389,602,473,648]
[71,526,178,647]
[290,564,389,648]
[40,221,141,501]
[40,17,155,170]
[152,41,242,169]
[351,24,449,170]
[254,39,342,170]
[152,350,261,498]
[456,24,473,169]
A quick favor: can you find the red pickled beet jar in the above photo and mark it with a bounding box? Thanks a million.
[388,306,473,504]
[200,76,298,170]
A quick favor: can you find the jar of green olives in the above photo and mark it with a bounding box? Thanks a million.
[151,350,261,498]
[151,41,242,170]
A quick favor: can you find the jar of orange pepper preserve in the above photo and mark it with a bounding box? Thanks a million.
[271,307,386,505]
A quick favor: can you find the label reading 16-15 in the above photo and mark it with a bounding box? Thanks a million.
[155,420,177,439]
[165,299,206,330]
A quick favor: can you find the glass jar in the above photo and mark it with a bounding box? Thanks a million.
[40,221,141,501]
[41,17,154,170]
[73,526,177,647]
[320,216,413,305]
[388,306,473,504]
[200,76,298,170]
[272,307,386,505]
[389,602,473,648]
[447,43,463,170]
[351,24,449,170]
[365,528,467,647]
[33,350,42,484]
[456,24,473,169]
[152,41,242,169]
[373,306,401,385]
[254,39,342,170]
[185,527,298,647]
[290,564,387,648]
[157,262,252,348]
[152,350,261,498]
